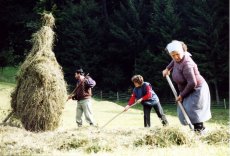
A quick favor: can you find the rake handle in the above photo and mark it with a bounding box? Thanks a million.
[101,110,125,129]
[101,101,139,129]
[166,75,193,130]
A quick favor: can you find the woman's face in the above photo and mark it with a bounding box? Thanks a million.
[170,51,184,62]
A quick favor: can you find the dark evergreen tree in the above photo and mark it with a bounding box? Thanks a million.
[0,0,40,64]
[145,0,182,97]
[187,0,229,102]
[148,0,182,51]
[107,0,150,90]
[54,0,104,87]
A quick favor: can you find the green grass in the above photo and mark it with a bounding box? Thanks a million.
[0,66,18,83]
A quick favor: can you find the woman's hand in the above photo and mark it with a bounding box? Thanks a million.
[136,98,142,103]
[176,95,183,102]
[162,68,170,77]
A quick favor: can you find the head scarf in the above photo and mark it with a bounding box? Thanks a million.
[166,40,192,56]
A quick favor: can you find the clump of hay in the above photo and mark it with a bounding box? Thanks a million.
[200,128,230,145]
[134,127,193,147]
[56,130,113,154]
[85,143,112,154]
[58,138,89,150]
[10,13,67,132]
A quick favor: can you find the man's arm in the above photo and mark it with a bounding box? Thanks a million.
[67,85,77,101]
[85,76,96,88]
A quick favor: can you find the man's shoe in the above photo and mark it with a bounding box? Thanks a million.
[77,124,82,127]
[162,120,169,126]
[161,116,169,126]
[90,123,95,126]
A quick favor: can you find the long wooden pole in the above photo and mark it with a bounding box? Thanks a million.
[101,101,139,129]
[166,75,193,130]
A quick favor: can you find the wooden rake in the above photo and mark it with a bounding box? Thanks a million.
[166,75,193,130]
[100,101,139,129]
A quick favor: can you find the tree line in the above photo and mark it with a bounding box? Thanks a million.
[0,0,228,102]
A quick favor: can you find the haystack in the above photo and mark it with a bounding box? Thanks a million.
[10,13,67,132]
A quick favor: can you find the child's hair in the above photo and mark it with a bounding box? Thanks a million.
[131,75,144,85]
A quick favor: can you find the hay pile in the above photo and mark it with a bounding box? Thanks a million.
[10,13,67,132]
[200,127,230,145]
[134,127,193,147]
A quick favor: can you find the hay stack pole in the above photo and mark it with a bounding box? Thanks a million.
[10,13,67,132]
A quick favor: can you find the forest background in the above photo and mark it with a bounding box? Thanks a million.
[0,0,228,103]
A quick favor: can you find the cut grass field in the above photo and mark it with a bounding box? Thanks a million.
[0,81,229,156]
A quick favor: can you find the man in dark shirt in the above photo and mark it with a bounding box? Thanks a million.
[67,68,96,127]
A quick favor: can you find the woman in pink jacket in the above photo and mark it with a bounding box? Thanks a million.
[162,40,211,133]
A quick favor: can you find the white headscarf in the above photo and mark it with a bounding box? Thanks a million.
[166,40,192,56]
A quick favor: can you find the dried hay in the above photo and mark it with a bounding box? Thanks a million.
[134,127,193,147]
[200,127,230,145]
[0,125,229,155]
[10,13,67,132]
[58,138,89,151]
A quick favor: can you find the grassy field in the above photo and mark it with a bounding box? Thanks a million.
[0,81,229,156]
[0,66,17,83]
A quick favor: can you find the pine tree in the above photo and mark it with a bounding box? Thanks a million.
[148,0,182,51]
[0,0,39,64]
[109,0,149,79]
[54,0,103,84]
[187,0,228,103]
[146,0,183,97]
